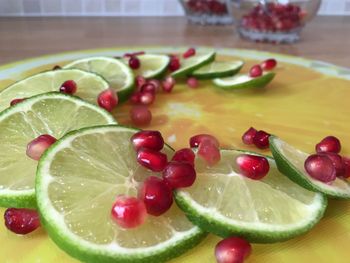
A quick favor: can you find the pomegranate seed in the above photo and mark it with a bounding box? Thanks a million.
[129,56,141,70]
[97,89,118,112]
[304,154,337,183]
[190,134,220,148]
[52,65,61,70]
[236,154,270,180]
[10,98,26,106]
[130,105,152,126]
[130,92,142,104]
[253,130,270,149]
[172,148,195,167]
[140,83,156,94]
[162,76,176,93]
[139,176,173,216]
[215,237,252,263]
[197,139,221,167]
[183,48,196,58]
[162,161,196,189]
[147,79,161,92]
[261,59,277,71]
[249,65,263,78]
[342,157,350,178]
[26,134,57,161]
[137,148,168,172]
[315,136,341,153]
[320,152,345,177]
[59,80,77,94]
[136,75,147,89]
[242,127,257,145]
[187,77,199,88]
[131,130,164,151]
[4,208,40,235]
[139,92,155,105]
[169,56,181,72]
[111,196,147,229]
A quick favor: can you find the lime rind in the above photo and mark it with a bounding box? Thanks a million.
[191,61,244,80]
[213,72,275,89]
[136,54,170,79]
[269,136,350,199]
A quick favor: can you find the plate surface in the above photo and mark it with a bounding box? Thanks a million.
[1,46,350,263]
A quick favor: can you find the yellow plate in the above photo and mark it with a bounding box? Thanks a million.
[1,46,350,263]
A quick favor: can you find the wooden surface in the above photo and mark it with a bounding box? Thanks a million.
[0,16,349,68]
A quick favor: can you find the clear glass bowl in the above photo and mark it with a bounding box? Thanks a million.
[179,0,234,25]
[231,0,321,43]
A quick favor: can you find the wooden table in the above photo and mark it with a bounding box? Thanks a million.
[0,16,349,68]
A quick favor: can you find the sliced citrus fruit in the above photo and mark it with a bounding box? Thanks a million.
[270,136,350,199]
[133,54,170,79]
[171,52,216,78]
[175,149,327,243]
[191,61,244,79]
[0,69,109,113]
[36,125,206,263]
[213,72,275,89]
[64,57,134,102]
[0,92,116,208]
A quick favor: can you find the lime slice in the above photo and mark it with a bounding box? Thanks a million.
[191,61,244,79]
[0,92,116,208]
[134,54,170,79]
[36,125,206,263]
[171,52,216,78]
[213,72,275,89]
[175,149,327,243]
[0,69,109,113]
[64,57,134,102]
[270,136,350,199]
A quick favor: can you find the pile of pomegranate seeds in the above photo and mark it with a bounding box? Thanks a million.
[183,48,196,59]
[236,154,270,180]
[4,208,40,235]
[10,98,26,106]
[59,80,77,95]
[215,236,252,263]
[242,127,271,149]
[97,89,118,112]
[190,134,221,166]
[26,134,57,161]
[186,0,228,15]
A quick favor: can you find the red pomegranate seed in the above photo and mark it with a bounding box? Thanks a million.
[137,148,168,172]
[169,56,181,72]
[304,154,337,183]
[342,157,350,178]
[26,134,57,161]
[4,208,40,235]
[215,237,252,263]
[59,80,77,94]
[315,136,341,153]
[172,148,195,167]
[136,75,147,90]
[261,59,277,71]
[131,130,164,151]
[140,83,156,94]
[236,154,270,180]
[249,65,263,78]
[242,127,257,145]
[130,105,152,126]
[190,134,220,148]
[97,89,118,112]
[139,176,173,216]
[147,79,161,92]
[320,152,345,177]
[111,196,147,229]
[162,76,176,93]
[139,92,155,105]
[183,48,196,58]
[129,56,141,70]
[130,92,142,104]
[197,139,221,167]
[162,161,196,189]
[52,65,61,70]
[253,130,270,149]
[187,77,199,88]
[10,98,26,106]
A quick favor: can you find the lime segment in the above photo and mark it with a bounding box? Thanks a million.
[191,61,244,79]
[213,72,275,89]
[134,54,170,79]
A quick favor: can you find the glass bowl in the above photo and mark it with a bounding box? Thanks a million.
[231,0,321,43]
[179,0,234,25]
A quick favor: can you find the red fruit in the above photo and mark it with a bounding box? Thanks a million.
[136,75,147,89]
[139,176,173,216]
[342,157,350,178]
[261,59,277,71]
[187,77,199,88]
[52,65,61,70]
[137,148,168,172]
[130,105,152,126]
[190,134,220,148]
[172,148,195,167]
[147,79,161,92]
[162,76,176,93]
[169,56,181,72]
[59,80,77,94]
[140,83,157,94]
[131,130,164,151]
[183,48,196,58]
[111,196,147,229]
[315,136,341,154]
[304,154,337,183]
[26,134,57,161]
[97,89,118,112]
[129,56,141,70]
[253,130,270,149]
[10,98,26,106]
[4,208,40,235]
[215,237,252,263]
[236,154,270,180]
[249,65,263,78]
[197,139,221,167]
[320,152,345,177]
[139,92,155,105]
[242,127,257,145]
[130,92,142,104]
[162,161,196,189]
